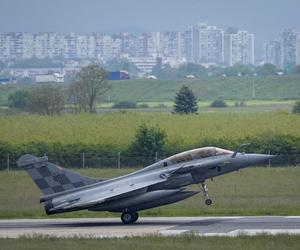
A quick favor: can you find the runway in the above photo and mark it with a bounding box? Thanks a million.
[0,217,300,238]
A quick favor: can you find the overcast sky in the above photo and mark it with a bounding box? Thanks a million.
[1,0,300,56]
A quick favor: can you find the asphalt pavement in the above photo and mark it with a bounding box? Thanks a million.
[0,216,300,238]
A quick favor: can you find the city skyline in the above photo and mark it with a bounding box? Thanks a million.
[1,0,300,58]
[0,23,256,73]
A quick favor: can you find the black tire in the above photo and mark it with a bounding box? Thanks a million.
[205,199,213,206]
[132,211,139,223]
[121,211,135,224]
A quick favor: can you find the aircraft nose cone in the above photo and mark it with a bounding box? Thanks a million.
[252,154,276,163]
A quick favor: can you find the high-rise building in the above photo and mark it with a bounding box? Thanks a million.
[101,35,122,61]
[159,31,184,66]
[8,32,23,60]
[119,33,138,58]
[0,34,10,61]
[296,33,300,66]
[183,28,193,62]
[281,29,297,68]
[224,28,255,66]
[184,23,224,65]
[159,31,181,59]
[137,32,160,59]
[63,33,77,59]
[22,33,34,59]
[264,40,281,68]
[47,33,63,59]
[76,35,88,59]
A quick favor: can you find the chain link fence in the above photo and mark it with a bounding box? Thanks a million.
[0,153,300,171]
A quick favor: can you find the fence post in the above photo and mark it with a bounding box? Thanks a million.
[7,154,10,172]
[82,152,85,169]
[268,150,271,168]
[118,152,121,170]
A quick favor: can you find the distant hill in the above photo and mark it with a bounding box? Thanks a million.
[1,76,300,105]
[108,76,300,102]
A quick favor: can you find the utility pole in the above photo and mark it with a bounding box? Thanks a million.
[252,78,256,99]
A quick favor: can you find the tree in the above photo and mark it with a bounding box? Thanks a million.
[8,90,29,110]
[131,124,167,157]
[256,63,278,76]
[292,65,300,75]
[112,101,137,109]
[177,63,207,78]
[173,86,198,114]
[210,99,228,108]
[27,85,65,115]
[292,101,300,114]
[70,65,110,113]
[222,64,253,76]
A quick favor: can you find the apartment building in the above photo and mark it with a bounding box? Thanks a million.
[264,40,281,68]
[281,29,297,67]
[224,28,255,66]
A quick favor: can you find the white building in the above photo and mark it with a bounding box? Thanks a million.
[160,31,182,61]
[137,32,160,58]
[281,29,297,67]
[264,40,281,68]
[183,23,224,65]
[22,33,34,59]
[101,35,122,61]
[296,33,300,66]
[76,35,88,59]
[63,33,77,59]
[224,28,255,66]
[0,33,10,60]
[128,57,158,74]
[8,32,23,60]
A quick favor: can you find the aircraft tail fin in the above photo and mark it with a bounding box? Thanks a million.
[17,154,99,195]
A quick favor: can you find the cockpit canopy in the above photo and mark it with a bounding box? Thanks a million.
[168,147,233,164]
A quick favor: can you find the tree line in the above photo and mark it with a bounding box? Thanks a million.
[8,65,110,115]
[7,64,300,115]
[7,64,199,115]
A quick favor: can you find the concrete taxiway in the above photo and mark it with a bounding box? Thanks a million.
[0,217,300,238]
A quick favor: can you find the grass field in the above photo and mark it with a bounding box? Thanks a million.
[0,167,299,219]
[97,99,295,113]
[107,76,300,102]
[1,235,300,250]
[0,113,300,154]
[1,76,300,105]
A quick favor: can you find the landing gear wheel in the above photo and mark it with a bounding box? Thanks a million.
[132,211,139,223]
[121,211,139,224]
[200,182,213,206]
[205,199,213,206]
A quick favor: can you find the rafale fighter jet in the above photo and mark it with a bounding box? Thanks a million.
[17,145,274,224]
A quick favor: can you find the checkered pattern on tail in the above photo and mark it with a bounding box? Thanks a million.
[17,154,99,195]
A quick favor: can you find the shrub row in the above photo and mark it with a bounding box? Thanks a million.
[1,132,299,169]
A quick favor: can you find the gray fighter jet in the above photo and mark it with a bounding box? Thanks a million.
[17,145,274,224]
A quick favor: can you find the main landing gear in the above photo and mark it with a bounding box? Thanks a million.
[200,182,213,206]
[121,210,139,224]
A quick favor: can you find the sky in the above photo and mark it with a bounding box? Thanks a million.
[1,0,300,57]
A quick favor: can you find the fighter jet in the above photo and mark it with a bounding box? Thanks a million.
[17,145,274,224]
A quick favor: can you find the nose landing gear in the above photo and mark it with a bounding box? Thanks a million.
[200,182,213,206]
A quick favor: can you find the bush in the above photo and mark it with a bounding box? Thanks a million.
[130,124,167,157]
[8,90,29,110]
[137,103,149,109]
[210,100,228,108]
[112,101,137,109]
[234,100,247,107]
[292,101,300,114]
